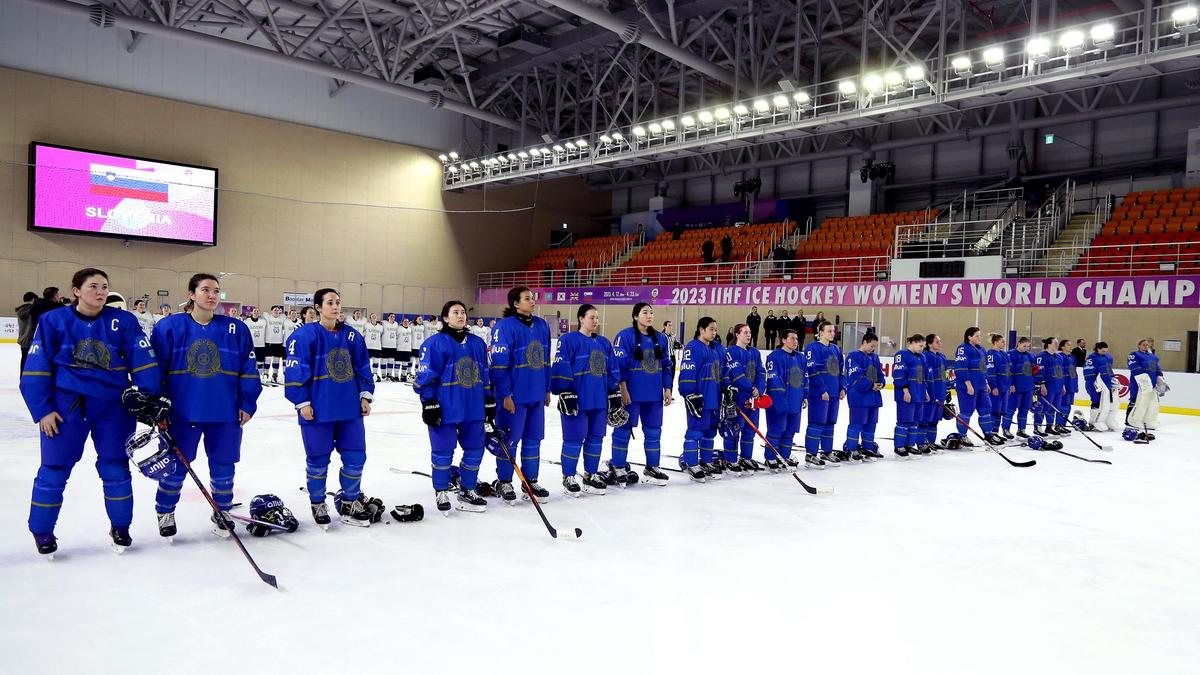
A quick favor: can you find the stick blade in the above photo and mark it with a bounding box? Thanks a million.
[260,572,279,589]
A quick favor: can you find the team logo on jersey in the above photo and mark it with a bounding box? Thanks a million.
[455,356,481,388]
[73,338,112,370]
[1022,361,1034,376]
[914,363,926,383]
[526,341,545,369]
[186,339,221,378]
[746,360,757,382]
[326,348,354,383]
[710,361,720,382]
[936,363,947,381]
[641,349,660,374]
[825,355,840,376]
[789,365,804,388]
[588,349,608,377]
[866,364,878,383]
[1053,364,1064,378]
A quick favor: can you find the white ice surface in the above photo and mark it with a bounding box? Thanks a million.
[0,342,1197,675]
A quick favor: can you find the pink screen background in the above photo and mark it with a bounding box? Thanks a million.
[32,144,216,245]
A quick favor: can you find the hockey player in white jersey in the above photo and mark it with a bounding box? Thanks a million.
[282,308,301,344]
[469,318,489,340]
[243,307,269,384]
[364,312,385,382]
[348,309,368,336]
[132,298,156,338]
[427,315,443,333]
[264,305,288,384]
[397,318,414,382]
[382,313,400,381]
[410,317,427,383]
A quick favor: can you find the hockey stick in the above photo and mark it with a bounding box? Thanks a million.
[1037,398,1115,452]
[159,423,279,588]
[388,467,433,478]
[1038,446,1112,465]
[627,461,684,473]
[940,404,1036,468]
[223,511,293,532]
[736,408,832,495]
[488,424,581,540]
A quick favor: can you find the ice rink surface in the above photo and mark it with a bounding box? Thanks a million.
[0,343,1197,675]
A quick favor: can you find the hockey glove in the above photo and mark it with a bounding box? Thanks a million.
[945,390,953,404]
[683,392,705,418]
[420,399,443,427]
[720,387,738,422]
[484,397,496,425]
[1031,394,1042,414]
[1155,378,1169,397]
[942,402,957,421]
[557,391,580,416]
[607,391,623,416]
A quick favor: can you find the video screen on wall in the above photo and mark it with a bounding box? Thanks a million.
[29,142,218,246]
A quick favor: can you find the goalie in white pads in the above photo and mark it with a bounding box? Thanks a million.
[1083,342,1117,431]
[1126,338,1165,434]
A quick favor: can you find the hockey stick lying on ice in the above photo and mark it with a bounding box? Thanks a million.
[940,404,1036,468]
[1039,446,1112,465]
[736,407,832,495]
[223,511,292,532]
[627,461,684,473]
[487,423,582,540]
[1037,398,1115,452]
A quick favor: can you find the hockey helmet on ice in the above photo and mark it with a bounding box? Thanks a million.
[125,425,177,481]
[1026,435,1045,450]
[943,433,962,450]
[1071,412,1089,430]
[1122,428,1139,442]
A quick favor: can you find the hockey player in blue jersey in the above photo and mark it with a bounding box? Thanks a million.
[150,273,262,540]
[954,327,1005,445]
[1127,338,1165,436]
[1006,337,1036,438]
[1083,342,1117,431]
[722,324,766,473]
[892,334,928,458]
[20,268,162,557]
[804,321,846,465]
[843,332,885,461]
[919,334,950,452]
[552,304,621,496]
[1057,340,1079,433]
[488,287,553,504]
[986,334,1015,441]
[678,317,722,482]
[764,328,808,469]
[285,288,376,528]
[1033,337,1063,438]
[415,300,492,515]
[610,303,674,486]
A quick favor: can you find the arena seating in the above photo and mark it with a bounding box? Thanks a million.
[606,221,797,284]
[760,209,936,282]
[1072,187,1200,276]
[522,233,632,272]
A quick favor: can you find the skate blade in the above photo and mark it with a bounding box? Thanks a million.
[642,477,668,486]
[316,523,330,531]
[111,543,127,555]
[438,508,452,518]
[521,493,548,503]
[212,528,231,538]
[42,552,55,561]
[688,476,707,484]
[503,498,519,507]
[562,490,583,498]
[582,488,607,496]
[164,536,175,545]
[454,504,487,513]
[339,517,371,528]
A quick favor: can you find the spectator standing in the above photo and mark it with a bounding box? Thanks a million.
[1071,339,1088,368]
[764,310,779,349]
[746,306,762,347]
[15,291,37,370]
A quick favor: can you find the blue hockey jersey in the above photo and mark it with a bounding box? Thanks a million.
[21,306,161,422]
[765,348,806,413]
[893,349,927,402]
[415,331,491,424]
[844,350,884,407]
[1083,352,1114,388]
[490,315,551,404]
[151,313,262,423]
[612,327,674,402]
[1034,349,1063,390]
[724,344,765,406]
[1127,349,1161,395]
[1008,349,1035,392]
[551,331,619,411]
[923,350,950,401]
[986,348,1012,393]
[804,341,843,397]
[678,338,721,409]
[954,342,988,388]
[284,322,374,423]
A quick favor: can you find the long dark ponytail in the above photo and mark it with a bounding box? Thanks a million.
[631,302,662,360]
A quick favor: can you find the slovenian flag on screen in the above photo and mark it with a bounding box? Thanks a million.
[89,166,169,202]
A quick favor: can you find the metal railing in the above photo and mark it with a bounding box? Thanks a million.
[1016,240,1200,277]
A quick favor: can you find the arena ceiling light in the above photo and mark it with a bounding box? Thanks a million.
[1027,36,1051,63]
[732,103,750,117]
[599,134,612,144]
[753,99,771,114]
[1174,6,1199,33]
[437,153,449,162]
[632,125,647,137]
[838,79,857,98]
[647,122,663,135]
[715,107,732,121]
[951,55,974,76]
[448,151,460,161]
[447,164,458,173]
[862,73,884,95]
[904,64,926,82]
[983,46,1006,71]
[575,139,588,148]
[497,155,509,164]
[1060,30,1085,56]
[698,110,714,125]
[1090,22,1115,48]
[681,114,696,127]
[661,119,676,132]
[564,141,576,150]
[884,70,904,92]
[772,94,790,109]
[611,132,624,142]
[529,147,541,157]
[517,150,528,159]
[792,91,811,107]
[469,161,480,169]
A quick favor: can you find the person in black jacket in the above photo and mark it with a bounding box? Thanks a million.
[701,239,715,264]
[764,310,778,350]
[28,286,63,332]
[15,291,37,371]
[793,311,808,348]
[720,235,733,263]
[746,306,761,347]
[1071,339,1087,368]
